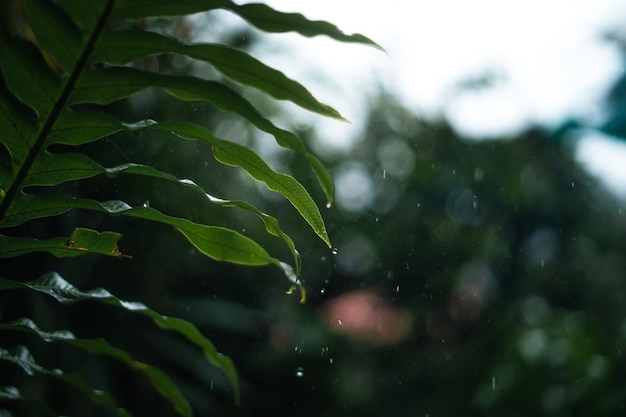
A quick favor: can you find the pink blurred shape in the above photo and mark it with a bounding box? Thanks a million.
[321,290,412,345]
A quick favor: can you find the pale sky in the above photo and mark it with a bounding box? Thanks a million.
[227,1,626,196]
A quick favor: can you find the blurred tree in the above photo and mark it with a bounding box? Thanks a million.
[183,92,626,417]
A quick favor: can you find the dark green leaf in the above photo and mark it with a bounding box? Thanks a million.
[69,67,335,204]
[220,1,384,50]
[1,318,197,417]
[0,345,133,417]
[109,0,383,50]
[0,228,127,259]
[21,0,84,72]
[0,273,240,404]
[93,29,346,120]
[152,122,331,247]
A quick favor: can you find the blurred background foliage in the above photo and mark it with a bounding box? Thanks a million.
[4,8,626,417]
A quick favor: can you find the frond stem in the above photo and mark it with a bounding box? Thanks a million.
[0,0,116,222]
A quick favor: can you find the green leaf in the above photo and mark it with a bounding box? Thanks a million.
[219,1,384,50]
[105,163,302,273]
[21,0,84,72]
[1,318,196,417]
[0,345,133,417]
[0,273,240,405]
[69,67,335,204]
[152,122,332,247]
[0,228,129,259]
[0,192,283,267]
[109,0,383,50]
[0,26,62,118]
[93,29,346,120]
[65,227,129,257]
[47,110,126,145]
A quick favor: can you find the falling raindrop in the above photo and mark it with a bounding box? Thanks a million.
[337,319,343,325]
[330,358,334,364]
[320,288,326,294]
[331,248,338,255]
[142,200,150,208]
[571,182,575,188]
[382,169,387,179]
[295,367,304,378]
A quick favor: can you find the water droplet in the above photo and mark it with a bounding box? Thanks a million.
[492,376,495,391]
[320,288,326,294]
[142,200,150,208]
[337,319,343,325]
[331,248,338,255]
[395,285,400,293]
[295,367,304,378]
[330,358,334,364]
[326,202,332,209]
[541,259,544,268]
[571,182,575,188]
[382,169,387,179]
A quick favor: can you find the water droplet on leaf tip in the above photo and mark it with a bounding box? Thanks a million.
[331,248,338,255]
[326,202,332,209]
